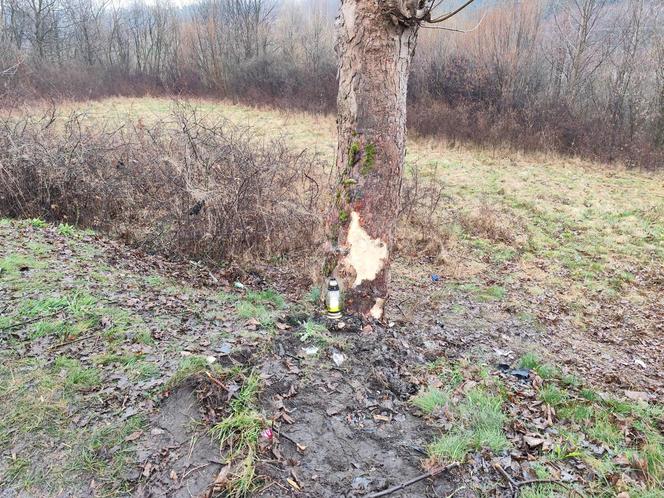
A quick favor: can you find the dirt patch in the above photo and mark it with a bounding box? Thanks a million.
[253,324,473,497]
[134,382,223,498]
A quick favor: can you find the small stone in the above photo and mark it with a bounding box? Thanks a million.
[351,477,370,491]
[332,351,346,367]
[303,346,319,356]
[216,342,232,355]
[510,368,531,380]
[234,281,245,289]
[206,356,217,364]
[523,436,545,448]
[337,321,346,330]
[326,405,344,416]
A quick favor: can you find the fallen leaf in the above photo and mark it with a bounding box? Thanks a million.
[280,411,295,424]
[523,436,545,448]
[213,465,231,489]
[125,431,143,442]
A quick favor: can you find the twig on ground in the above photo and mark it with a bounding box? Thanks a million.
[0,311,62,332]
[205,371,227,389]
[273,428,301,448]
[366,462,459,498]
[446,486,467,498]
[493,463,584,498]
[48,331,100,350]
[494,463,519,491]
[181,462,213,481]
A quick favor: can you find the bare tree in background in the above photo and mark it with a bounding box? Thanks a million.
[655,19,664,147]
[552,0,609,104]
[325,0,478,320]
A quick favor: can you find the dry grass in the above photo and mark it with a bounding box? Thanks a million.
[4,97,663,332]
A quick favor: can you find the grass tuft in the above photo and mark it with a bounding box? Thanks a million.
[539,384,568,407]
[210,371,264,497]
[411,387,448,414]
[298,320,329,344]
[428,388,508,463]
[57,223,77,237]
[165,355,217,390]
[54,356,101,392]
[236,301,274,328]
[245,289,285,309]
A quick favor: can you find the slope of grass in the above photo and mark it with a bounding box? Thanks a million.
[39,97,663,339]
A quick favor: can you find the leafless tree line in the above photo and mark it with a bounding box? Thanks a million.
[1,0,662,167]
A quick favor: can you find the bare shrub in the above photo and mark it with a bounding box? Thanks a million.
[457,203,524,246]
[395,162,451,260]
[0,103,323,262]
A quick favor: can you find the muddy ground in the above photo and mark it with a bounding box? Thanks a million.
[1,221,662,497]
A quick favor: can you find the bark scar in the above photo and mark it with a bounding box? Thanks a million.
[344,211,388,287]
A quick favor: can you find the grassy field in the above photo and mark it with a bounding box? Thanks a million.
[44,97,664,330]
[1,97,663,496]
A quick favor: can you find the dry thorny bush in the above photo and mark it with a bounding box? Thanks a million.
[0,102,446,266]
[0,103,324,262]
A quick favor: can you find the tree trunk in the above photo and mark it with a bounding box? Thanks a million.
[325,0,419,320]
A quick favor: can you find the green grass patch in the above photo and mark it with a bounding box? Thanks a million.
[411,387,448,414]
[57,223,77,237]
[27,218,48,228]
[217,291,239,303]
[0,254,46,275]
[0,359,70,446]
[54,357,102,392]
[519,353,558,379]
[165,355,218,390]
[539,384,568,408]
[245,288,285,309]
[477,285,507,301]
[144,275,164,287]
[30,320,70,340]
[587,412,623,449]
[428,388,509,463]
[92,352,144,366]
[306,286,321,304]
[129,361,160,380]
[428,431,472,462]
[210,371,264,497]
[236,301,274,328]
[73,415,146,494]
[298,320,329,344]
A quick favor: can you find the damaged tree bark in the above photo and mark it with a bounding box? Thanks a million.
[325,0,420,320]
